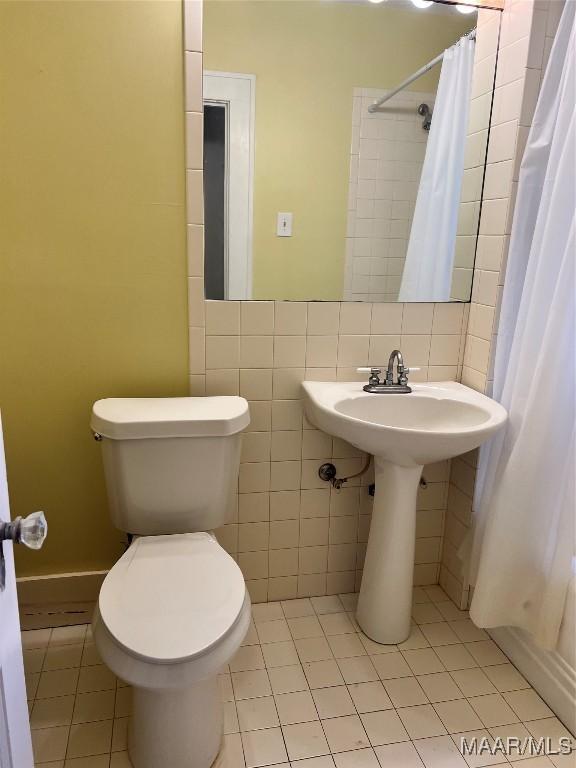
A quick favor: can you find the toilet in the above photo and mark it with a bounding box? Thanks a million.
[90,396,251,768]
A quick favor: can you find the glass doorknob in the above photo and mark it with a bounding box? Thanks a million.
[0,511,48,549]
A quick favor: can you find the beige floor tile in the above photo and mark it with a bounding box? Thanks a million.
[44,643,83,671]
[114,687,132,718]
[434,644,478,672]
[80,643,103,667]
[322,714,370,752]
[337,656,379,684]
[275,690,318,724]
[76,665,116,694]
[109,752,132,768]
[72,690,115,724]
[358,632,399,655]
[224,701,239,734]
[64,756,110,767]
[503,689,554,722]
[397,626,430,651]
[465,640,508,667]
[449,668,497,697]
[292,758,335,768]
[412,603,444,624]
[304,660,345,689]
[402,648,445,676]
[288,616,324,639]
[448,620,488,643]
[282,720,330,761]
[468,693,520,727]
[347,681,393,713]
[50,626,87,646]
[24,647,45,674]
[236,695,279,731]
[296,637,334,663]
[360,709,409,746]
[375,740,426,767]
[242,725,288,767]
[230,645,266,672]
[37,669,80,699]
[318,613,355,636]
[398,704,447,739]
[111,717,128,752]
[25,672,41,700]
[67,720,113,759]
[482,663,529,692]
[251,602,284,622]
[31,695,75,729]
[22,628,52,650]
[417,672,463,703]
[242,622,260,647]
[219,673,234,702]
[268,664,308,694]
[311,596,344,614]
[312,686,356,719]
[370,652,413,680]
[31,725,69,763]
[255,619,291,644]
[333,747,380,767]
[231,669,272,700]
[433,699,484,734]
[327,634,366,659]
[413,734,468,767]
[384,677,428,708]
[262,640,300,668]
[420,622,460,647]
[281,597,315,618]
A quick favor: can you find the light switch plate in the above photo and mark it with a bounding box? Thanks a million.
[276,212,293,237]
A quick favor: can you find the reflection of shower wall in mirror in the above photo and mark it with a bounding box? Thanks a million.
[344,88,435,302]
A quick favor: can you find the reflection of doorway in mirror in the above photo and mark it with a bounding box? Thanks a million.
[203,72,255,300]
[344,87,434,302]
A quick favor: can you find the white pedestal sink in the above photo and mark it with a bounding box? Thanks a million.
[302,381,507,644]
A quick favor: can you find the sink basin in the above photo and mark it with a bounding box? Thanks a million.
[302,380,507,466]
[302,380,507,644]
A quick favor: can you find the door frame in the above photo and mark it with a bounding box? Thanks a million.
[203,71,255,300]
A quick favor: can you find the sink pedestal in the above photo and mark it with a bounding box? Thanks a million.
[356,458,423,644]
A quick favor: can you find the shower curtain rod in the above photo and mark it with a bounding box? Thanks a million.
[368,27,476,113]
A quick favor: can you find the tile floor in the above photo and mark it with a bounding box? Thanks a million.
[24,586,574,767]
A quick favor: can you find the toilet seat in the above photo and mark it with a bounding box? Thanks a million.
[98,532,246,664]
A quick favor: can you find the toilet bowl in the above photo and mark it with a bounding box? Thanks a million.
[93,533,251,768]
[90,396,251,768]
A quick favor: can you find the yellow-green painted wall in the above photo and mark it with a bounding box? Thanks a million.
[0,1,189,576]
[204,0,470,300]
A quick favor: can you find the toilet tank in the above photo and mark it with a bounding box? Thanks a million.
[91,397,250,535]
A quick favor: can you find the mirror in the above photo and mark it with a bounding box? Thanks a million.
[200,0,500,302]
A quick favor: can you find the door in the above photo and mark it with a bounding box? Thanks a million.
[0,414,34,768]
[203,71,255,300]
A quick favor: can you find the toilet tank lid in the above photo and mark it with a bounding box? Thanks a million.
[91,397,250,439]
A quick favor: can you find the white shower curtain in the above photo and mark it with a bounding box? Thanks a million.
[468,1,575,650]
[398,36,475,302]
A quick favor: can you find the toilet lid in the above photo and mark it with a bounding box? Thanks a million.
[98,533,246,664]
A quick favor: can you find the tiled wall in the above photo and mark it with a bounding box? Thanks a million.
[201,300,467,603]
[440,0,564,607]
[344,88,433,302]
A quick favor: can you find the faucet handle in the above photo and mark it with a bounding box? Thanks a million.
[357,367,382,386]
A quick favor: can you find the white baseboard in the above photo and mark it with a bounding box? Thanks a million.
[16,571,107,630]
[490,626,576,736]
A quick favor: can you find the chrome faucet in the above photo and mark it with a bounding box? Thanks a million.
[357,350,417,394]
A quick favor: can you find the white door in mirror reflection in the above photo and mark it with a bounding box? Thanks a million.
[203,72,255,300]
